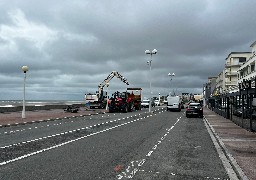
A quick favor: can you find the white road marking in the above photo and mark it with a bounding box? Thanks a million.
[0,110,164,165]
[117,117,181,179]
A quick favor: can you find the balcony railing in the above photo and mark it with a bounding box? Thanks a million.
[225,71,237,76]
[225,62,231,67]
[225,81,237,85]
[225,62,244,67]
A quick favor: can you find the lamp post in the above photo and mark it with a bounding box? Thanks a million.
[168,73,175,96]
[21,66,29,119]
[105,83,109,111]
[145,49,157,113]
[158,93,161,105]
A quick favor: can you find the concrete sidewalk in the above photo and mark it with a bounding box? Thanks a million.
[0,107,106,127]
[204,108,256,180]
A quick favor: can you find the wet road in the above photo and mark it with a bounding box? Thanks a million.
[0,107,229,179]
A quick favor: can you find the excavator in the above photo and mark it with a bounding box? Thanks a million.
[85,71,129,109]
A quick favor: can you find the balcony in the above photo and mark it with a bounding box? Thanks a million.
[225,62,244,68]
[225,81,237,86]
[225,62,231,67]
[225,71,237,77]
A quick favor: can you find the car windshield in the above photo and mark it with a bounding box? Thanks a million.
[189,104,201,108]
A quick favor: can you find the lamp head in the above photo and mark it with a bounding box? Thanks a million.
[168,72,175,76]
[145,50,151,54]
[152,49,157,54]
[22,66,29,73]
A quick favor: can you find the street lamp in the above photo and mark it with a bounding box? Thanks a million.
[105,83,109,111]
[145,49,157,113]
[21,66,29,119]
[168,73,175,95]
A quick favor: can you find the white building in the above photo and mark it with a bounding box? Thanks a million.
[224,52,251,92]
[215,70,225,94]
[238,41,256,88]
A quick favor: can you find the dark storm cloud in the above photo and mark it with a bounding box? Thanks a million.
[0,0,256,100]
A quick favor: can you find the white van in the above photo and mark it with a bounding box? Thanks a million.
[167,95,181,111]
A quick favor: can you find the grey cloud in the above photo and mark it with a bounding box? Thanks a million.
[0,0,256,100]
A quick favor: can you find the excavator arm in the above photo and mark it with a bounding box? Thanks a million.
[97,71,129,100]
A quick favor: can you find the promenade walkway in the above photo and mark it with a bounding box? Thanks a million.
[204,108,256,180]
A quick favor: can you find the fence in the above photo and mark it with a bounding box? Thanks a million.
[208,88,256,132]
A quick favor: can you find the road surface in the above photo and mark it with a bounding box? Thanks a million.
[0,107,230,179]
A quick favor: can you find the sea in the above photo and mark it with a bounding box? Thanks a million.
[0,100,85,107]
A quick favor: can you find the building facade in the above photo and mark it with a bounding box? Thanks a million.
[215,70,225,95]
[224,52,251,92]
[238,41,256,88]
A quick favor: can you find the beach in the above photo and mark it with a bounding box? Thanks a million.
[0,100,106,126]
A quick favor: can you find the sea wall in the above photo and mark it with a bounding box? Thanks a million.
[0,104,85,113]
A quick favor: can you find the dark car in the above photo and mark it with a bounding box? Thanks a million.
[233,107,243,117]
[186,103,203,118]
[233,107,250,118]
[251,109,256,119]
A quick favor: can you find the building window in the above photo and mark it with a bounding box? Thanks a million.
[251,65,255,72]
[239,57,246,63]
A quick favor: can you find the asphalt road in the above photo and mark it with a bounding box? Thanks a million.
[0,107,230,179]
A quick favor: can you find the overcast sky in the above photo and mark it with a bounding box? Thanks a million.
[0,0,256,100]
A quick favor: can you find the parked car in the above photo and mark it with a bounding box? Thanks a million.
[163,99,167,104]
[233,106,250,118]
[186,103,203,118]
[154,100,160,106]
[251,109,256,119]
[141,99,155,108]
[141,99,149,108]
[233,107,243,117]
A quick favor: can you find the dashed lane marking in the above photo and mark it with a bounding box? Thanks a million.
[0,110,165,166]
[116,117,181,179]
[0,113,131,135]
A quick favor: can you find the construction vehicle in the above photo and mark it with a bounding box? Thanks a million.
[127,88,142,110]
[108,88,142,113]
[84,71,129,109]
[108,91,133,113]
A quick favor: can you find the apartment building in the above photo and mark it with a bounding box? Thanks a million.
[206,76,217,96]
[224,52,251,92]
[238,41,256,87]
[215,70,225,94]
